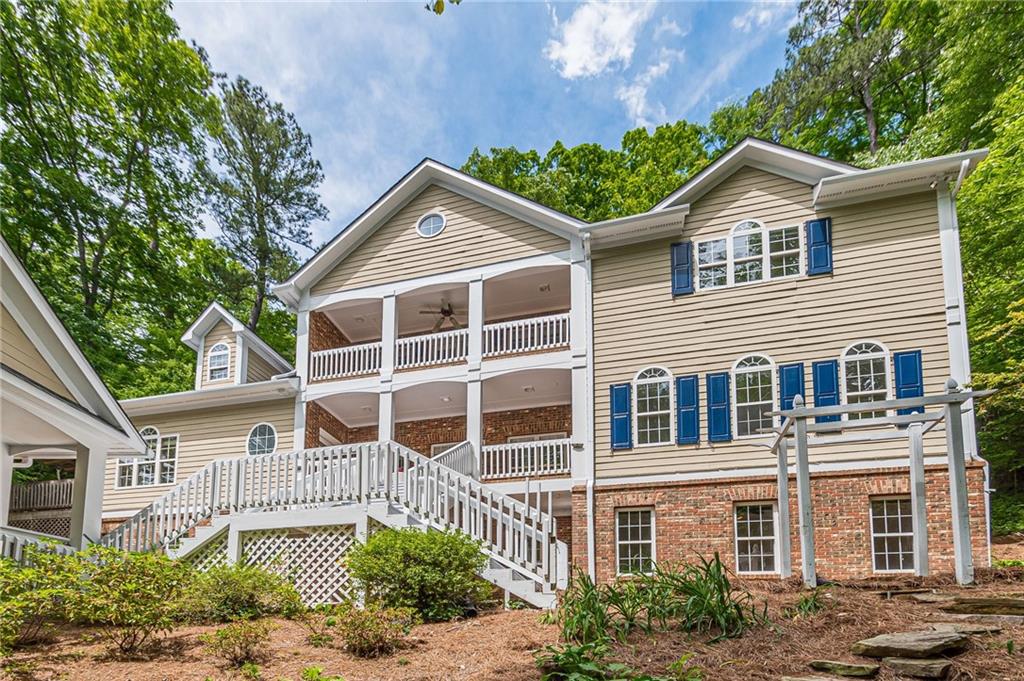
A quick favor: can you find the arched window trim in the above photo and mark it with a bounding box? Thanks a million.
[839,339,893,419]
[416,211,447,239]
[139,426,160,455]
[632,365,674,447]
[247,422,278,457]
[116,426,178,489]
[731,352,777,440]
[695,218,804,291]
[207,342,230,382]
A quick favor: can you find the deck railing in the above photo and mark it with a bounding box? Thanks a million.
[10,479,74,511]
[395,328,469,370]
[483,313,570,358]
[480,438,572,480]
[432,441,475,477]
[0,526,76,562]
[310,342,382,381]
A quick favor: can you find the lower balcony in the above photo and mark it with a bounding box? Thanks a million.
[480,438,572,480]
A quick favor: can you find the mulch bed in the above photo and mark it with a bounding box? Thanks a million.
[3,569,1023,681]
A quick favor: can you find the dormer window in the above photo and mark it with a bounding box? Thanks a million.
[208,342,230,381]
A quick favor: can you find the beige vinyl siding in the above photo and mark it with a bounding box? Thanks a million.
[246,351,277,383]
[199,321,236,389]
[593,166,951,478]
[0,302,75,401]
[311,185,568,295]
[103,398,296,515]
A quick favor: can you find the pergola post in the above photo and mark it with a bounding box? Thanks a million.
[792,395,816,587]
[907,422,929,576]
[944,379,974,585]
[776,436,793,578]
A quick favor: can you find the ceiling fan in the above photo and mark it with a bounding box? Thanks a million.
[419,299,466,332]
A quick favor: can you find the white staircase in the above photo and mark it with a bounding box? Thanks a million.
[102,441,567,608]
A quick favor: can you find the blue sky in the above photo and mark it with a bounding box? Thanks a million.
[172,1,797,247]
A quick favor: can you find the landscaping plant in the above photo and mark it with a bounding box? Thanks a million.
[177,563,302,623]
[295,603,342,647]
[200,619,273,666]
[346,528,487,622]
[0,546,79,653]
[333,603,415,658]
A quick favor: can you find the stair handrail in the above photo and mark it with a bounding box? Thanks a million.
[431,441,476,478]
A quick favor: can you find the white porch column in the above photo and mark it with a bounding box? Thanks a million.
[569,236,593,480]
[468,276,484,369]
[68,444,107,549]
[466,378,482,477]
[0,449,13,527]
[295,307,310,389]
[378,388,394,442]
[380,293,397,380]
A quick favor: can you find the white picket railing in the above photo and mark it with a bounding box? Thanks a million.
[395,328,469,370]
[10,479,74,511]
[0,526,76,562]
[483,313,570,358]
[310,342,382,381]
[432,441,475,477]
[101,441,562,588]
[480,438,572,480]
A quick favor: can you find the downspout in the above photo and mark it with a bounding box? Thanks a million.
[583,232,597,580]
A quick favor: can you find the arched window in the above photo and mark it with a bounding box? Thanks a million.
[416,212,446,238]
[139,426,159,455]
[247,423,278,457]
[841,341,891,419]
[633,367,672,446]
[696,219,802,290]
[117,426,178,488]
[732,354,776,438]
[207,342,230,381]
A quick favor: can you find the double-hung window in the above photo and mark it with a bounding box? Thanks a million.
[735,503,777,574]
[733,354,775,438]
[616,508,655,575]
[117,426,178,488]
[696,219,803,291]
[870,497,914,572]
[207,342,230,381]
[633,367,672,446]
[841,341,891,419]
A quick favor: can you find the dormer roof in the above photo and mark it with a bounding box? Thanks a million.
[181,302,292,375]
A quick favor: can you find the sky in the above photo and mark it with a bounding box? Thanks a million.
[171,1,797,248]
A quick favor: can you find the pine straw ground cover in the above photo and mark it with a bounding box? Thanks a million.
[2,570,1022,681]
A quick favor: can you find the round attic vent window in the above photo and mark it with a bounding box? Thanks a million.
[416,212,446,238]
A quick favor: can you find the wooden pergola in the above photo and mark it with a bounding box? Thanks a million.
[767,378,993,588]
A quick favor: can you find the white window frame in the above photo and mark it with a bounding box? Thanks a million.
[207,342,231,382]
[869,496,915,574]
[247,422,278,457]
[430,441,461,456]
[116,427,179,489]
[415,212,447,239]
[733,502,779,575]
[731,353,777,439]
[615,507,656,576]
[694,219,804,292]
[839,340,892,420]
[507,432,568,443]
[632,366,674,447]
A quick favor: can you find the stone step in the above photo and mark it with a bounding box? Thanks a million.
[938,597,1024,616]
[851,631,969,659]
[928,622,1002,635]
[882,657,952,679]
[809,660,879,677]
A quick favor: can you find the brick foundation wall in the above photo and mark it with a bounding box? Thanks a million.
[309,311,350,354]
[572,464,989,583]
[556,514,573,565]
[482,404,571,445]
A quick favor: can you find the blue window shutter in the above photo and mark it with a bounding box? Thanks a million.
[894,350,924,415]
[706,372,731,442]
[611,383,632,450]
[806,217,833,275]
[811,360,841,423]
[778,363,805,413]
[676,375,699,445]
[671,241,694,295]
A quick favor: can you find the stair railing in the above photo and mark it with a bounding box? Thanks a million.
[431,441,476,478]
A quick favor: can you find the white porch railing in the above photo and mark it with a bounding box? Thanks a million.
[101,441,563,589]
[0,526,76,562]
[310,342,382,381]
[480,438,572,480]
[10,479,74,511]
[483,312,570,358]
[395,328,469,370]
[432,441,475,477]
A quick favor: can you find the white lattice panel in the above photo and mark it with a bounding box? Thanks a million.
[241,524,356,605]
[186,530,229,572]
[7,516,70,538]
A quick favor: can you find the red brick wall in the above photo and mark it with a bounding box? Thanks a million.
[573,464,989,583]
[305,402,351,448]
[482,404,571,445]
[309,311,349,353]
[395,416,466,454]
[556,514,573,565]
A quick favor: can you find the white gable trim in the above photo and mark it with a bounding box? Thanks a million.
[181,302,292,375]
[275,159,583,308]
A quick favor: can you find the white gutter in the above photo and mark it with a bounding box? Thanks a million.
[121,377,299,417]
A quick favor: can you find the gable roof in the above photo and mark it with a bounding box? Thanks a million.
[181,302,293,374]
[0,236,146,452]
[274,159,583,307]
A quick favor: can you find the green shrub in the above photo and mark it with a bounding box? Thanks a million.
[178,564,302,623]
[200,619,273,666]
[555,568,612,645]
[300,667,345,681]
[992,492,1024,536]
[334,603,415,658]
[295,603,343,647]
[72,545,193,655]
[0,547,79,654]
[346,528,487,622]
[783,587,829,619]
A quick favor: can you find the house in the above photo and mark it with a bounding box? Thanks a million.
[6,139,991,606]
[0,236,146,557]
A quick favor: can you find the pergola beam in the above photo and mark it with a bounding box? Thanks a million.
[774,389,994,419]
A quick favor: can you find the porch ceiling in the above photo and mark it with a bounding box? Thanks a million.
[1,399,78,450]
[483,368,570,412]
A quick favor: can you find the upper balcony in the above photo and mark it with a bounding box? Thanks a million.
[308,265,572,383]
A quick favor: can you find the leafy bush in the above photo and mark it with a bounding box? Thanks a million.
[346,528,487,622]
[200,619,273,666]
[536,641,705,681]
[295,603,343,647]
[992,492,1024,536]
[178,564,302,623]
[334,603,415,658]
[0,547,79,653]
[783,588,829,619]
[300,667,346,681]
[72,545,193,655]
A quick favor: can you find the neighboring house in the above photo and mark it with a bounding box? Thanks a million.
[7,139,991,607]
[0,236,146,555]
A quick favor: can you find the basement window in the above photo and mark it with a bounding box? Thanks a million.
[870,497,914,572]
[734,503,777,574]
[616,507,655,575]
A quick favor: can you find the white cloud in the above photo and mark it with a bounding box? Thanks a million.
[731,2,793,33]
[544,2,657,79]
[616,47,684,128]
[653,16,686,40]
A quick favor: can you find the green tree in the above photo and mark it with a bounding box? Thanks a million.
[206,76,327,331]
